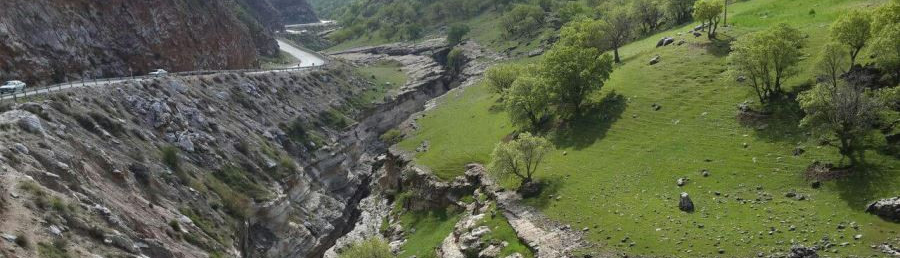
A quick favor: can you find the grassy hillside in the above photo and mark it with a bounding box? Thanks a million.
[397,0,900,256]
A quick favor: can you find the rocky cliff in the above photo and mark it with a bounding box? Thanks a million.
[0,64,383,257]
[0,0,285,86]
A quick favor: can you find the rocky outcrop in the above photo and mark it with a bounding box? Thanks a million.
[0,0,285,85]
[866,197,900,222]
[0,65,382,258]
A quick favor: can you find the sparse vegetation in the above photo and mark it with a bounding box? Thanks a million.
[337,238,393,258]
[380,129,405,145]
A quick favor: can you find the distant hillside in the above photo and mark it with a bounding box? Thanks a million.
[308,0,353,19]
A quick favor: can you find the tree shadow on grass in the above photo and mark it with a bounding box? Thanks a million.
[743,86,814,144]
[520,175,566,210]
[832,160,900,210]
[704,35,735,57]
[552,91,627,150]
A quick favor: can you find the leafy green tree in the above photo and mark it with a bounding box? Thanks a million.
[665,0,696,24]
[447,24,471,46]
[816,42,850,88]
[601,6,635,63]
[871,20,900,84]
[558,1,587,24]
[447,47,466,74]
[505,74,551,130]
[729,23,805,103]
[693,0,723,39]
[798,82,886,166]
[559,18,609,51]
[632,0,664,33]
[871,0,900,38]
[542,45,614,117]
[484,64,524,95]
[337,238,393,258]
[500,4,545,38]
[488,133,553,185]
[830,10,872,66]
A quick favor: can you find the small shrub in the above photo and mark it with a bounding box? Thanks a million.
[169,220,182,232]
[161,146,180,172]
[37,241,70,258]
[214,165,270,201]
[14,234,29,248]
[337,238,393,258]
[204,175,252,220]
[88,112,125,136]
[318,109,353,130]
[379,129,404,145]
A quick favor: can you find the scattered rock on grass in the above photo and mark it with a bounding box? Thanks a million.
[679,192,694,212]
[786,245,818,258]
[649,55,661,65]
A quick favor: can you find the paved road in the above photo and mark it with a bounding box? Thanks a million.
[1,39,326,101]
[277,39,326,68]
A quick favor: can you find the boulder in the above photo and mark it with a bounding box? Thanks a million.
[649,55,661,65]
[13,143,29,154]
[663,37,675,46]
[676,178,687,187]
[786,245,819,258]
[479,244,502,258]
[693,31,703,37]
[18,114,44,134]
[679,192,694,212]
[656,37,675,47]
[865,197,900,222]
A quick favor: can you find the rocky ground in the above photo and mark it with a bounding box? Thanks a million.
[0,62,395,257]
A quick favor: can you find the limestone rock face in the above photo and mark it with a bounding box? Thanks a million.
[0,0,282,85]
[866,197,900,222]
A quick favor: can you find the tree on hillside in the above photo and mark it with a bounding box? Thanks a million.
[601,6,635,63]
[505,74,552,130]
[871,20,900,84]
[484,64,524,96]
[632,0,664,33]
[542,45,614,117]
[798,82,886,166]
[558,1,588,24]
[501,4,545,38]
[666,0,696,24]
[559,18,609,51]
[816,42,850,88]
[729,23,805,103]
[870,0,900,38]
[447,47,466,74]
[488,133,553,186]
[830,10,872,66]
[447,24,471,46]
[693,0,724,39]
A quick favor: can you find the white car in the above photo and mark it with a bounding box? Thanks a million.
[149,69,168,76]
[0,80,26,94]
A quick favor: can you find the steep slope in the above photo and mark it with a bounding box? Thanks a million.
[270,0,320,24]
[0,0,282,86]
[0,66,376,257]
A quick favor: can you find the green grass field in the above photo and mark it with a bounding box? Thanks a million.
[354,60,408,106]
[397,207,463,258]
[397,0,900,256]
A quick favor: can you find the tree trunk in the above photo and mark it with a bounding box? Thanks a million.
[723,0,728,26]
[613,47,621,63]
